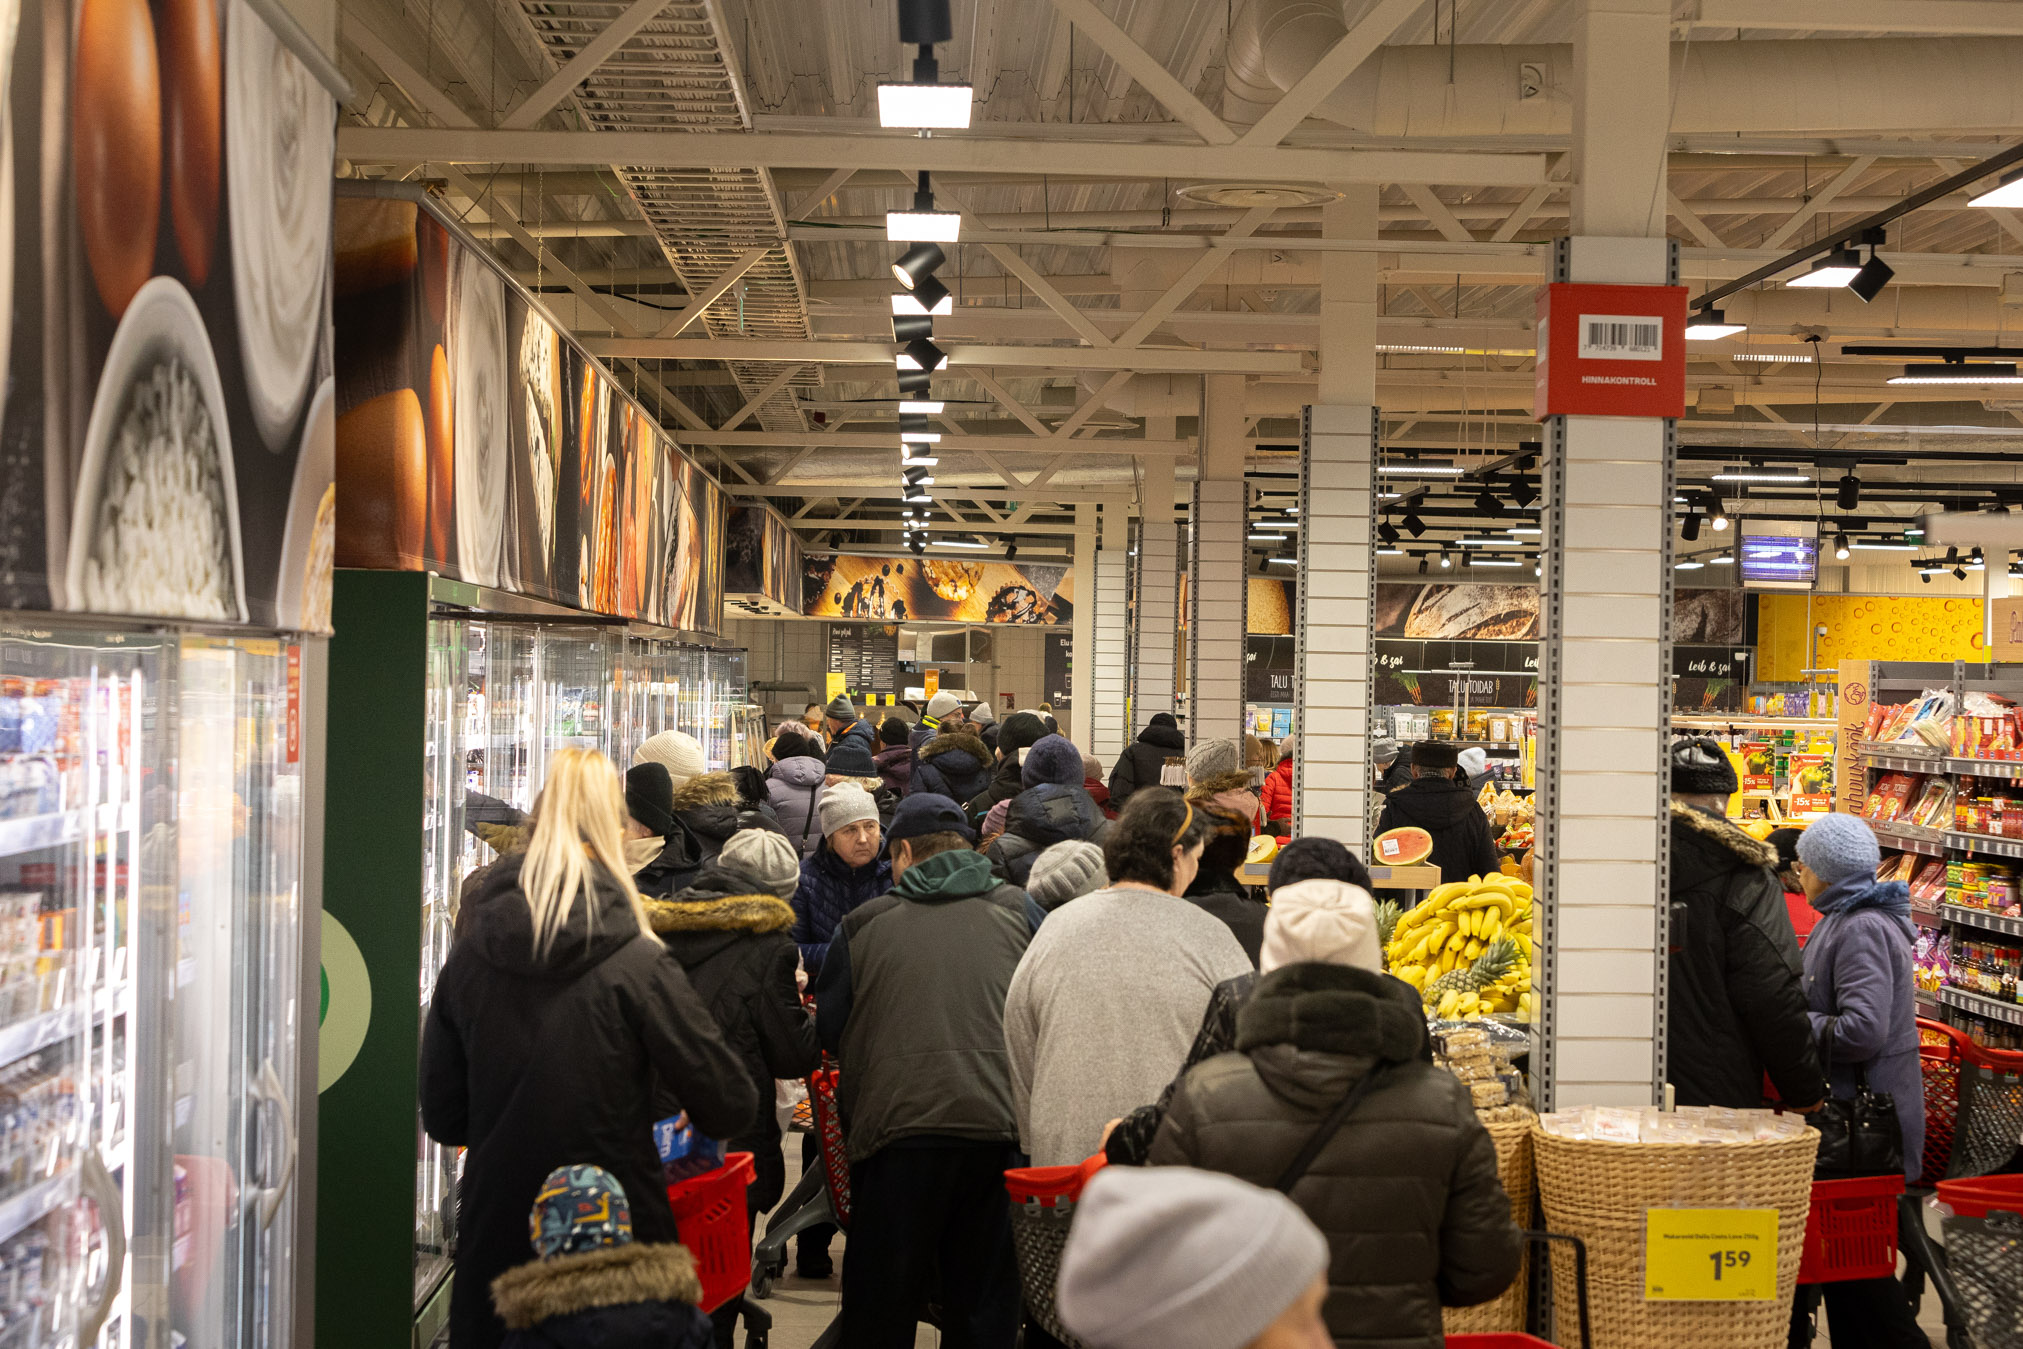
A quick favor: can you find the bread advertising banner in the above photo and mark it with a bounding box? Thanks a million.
[803,553,1074,624]
[724,503,803,615]
[333,188,726,633]
[0,1,338,632]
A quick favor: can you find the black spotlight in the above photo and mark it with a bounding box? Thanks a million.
[1836,472,1860,511]
[1922,569,1934,585]
[1418,556,1429,575]
[1402,511,1427,537]
[1834,534,1850,560]
[1955,566,1969,581]
[892,241,946,290]
[899,413,929,435]
[1947,545,1960,565]
[903,337,946,372]
[910,274,951,313]
[1004,538,1018,560]
[1474,489,1506,517]
[897,0,953,44]
[892,313,935,343]
[1378,520,1401,545]
[898,370,933,396]
[1681,512,1701,542]
[1510,478,1538,509]
[1849,249,1895,304]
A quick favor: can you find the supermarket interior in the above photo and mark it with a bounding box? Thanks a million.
[6,0,2023,1347]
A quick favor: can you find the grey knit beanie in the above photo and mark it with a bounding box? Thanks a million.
[1185,737,1244,786]
[1027,840,1107,910]
[817,782,879,838]
[1795,812,1882,887]
[1057,1166,1327,1349]
[719,829,801,899]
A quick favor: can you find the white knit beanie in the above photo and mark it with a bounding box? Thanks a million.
[817,782,879,838]
[925,690,961,720]
[719,829,801,899]
[634,731,707,785]
[1057,1166,1327,1349]
[1259,879,1382,975]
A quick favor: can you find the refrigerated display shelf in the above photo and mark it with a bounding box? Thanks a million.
[1864,747,1945,772]
[1945,830,2023,861]
[0,1171,78,1249]
[1938,985,2023,1026]
[1947,757,2023,781]
[1942,904,2023,939]
[1873,822,1947,857]
[0,812,78,862]
[0,1005,81,1073]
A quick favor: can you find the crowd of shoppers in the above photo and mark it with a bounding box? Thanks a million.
[424,701,1924,1349]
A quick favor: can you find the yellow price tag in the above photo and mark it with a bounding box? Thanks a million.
[825,672,846,702]
[1645,1208,1779,1301]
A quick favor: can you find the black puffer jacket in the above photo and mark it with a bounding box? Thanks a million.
[1182,871,1266,967]
[1668,802,1827,1109]
[634,773,783,898]
[644,864,820,1147]
[1149,964,1521,1349]
[492,1243,712,1349]
[910,729,993,803]
[421,855,757,1349]
[1372,776,1501,885]
[966,712,1051,822]
[1109,722,1186,807]
[983,784,1111,885]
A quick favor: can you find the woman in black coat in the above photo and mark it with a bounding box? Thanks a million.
[1108,713,1186,808]
[422,749,759,1349]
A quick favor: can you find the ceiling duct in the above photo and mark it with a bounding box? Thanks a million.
[510,0,812,431]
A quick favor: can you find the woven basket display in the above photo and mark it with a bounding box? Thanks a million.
[1442,1116,1536,1335]
[1532,1125,1818,1349]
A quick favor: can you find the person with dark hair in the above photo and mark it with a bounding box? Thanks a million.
[1667,736,1825,1110]
[1109,712,1186,809]
[1371,741,1501,886]
[812,795,1033,1349]
[873,717,915,797]
[1180,804,1267,966]
[1265,837,1373,895]
[1766,826,1820,946]
[1004,791,1249,1166]
[967,710,1052,824]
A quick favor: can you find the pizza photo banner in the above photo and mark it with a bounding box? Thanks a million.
[803,554,1075,624]
[0,1,338,633]
[331,188,726,634]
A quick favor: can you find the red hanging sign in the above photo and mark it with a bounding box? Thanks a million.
[1534,282,1689,419]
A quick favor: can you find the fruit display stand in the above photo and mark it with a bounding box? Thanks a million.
[1532,1122,1818,1349]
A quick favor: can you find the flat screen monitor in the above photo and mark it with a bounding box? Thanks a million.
[1738,534,1817,589]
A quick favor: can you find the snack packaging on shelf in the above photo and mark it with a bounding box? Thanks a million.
[1537,1105,1809,1144]
[1908,778,1955,829]
[1864,771,1922,822]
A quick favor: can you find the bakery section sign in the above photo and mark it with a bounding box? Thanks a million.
[803,554,1074,624]
[332,189,725,633]
[0,0,338,632]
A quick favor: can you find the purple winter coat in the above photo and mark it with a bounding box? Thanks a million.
[1801,876,1925,1180]
[766,756,827,858]
[873,746,914,797]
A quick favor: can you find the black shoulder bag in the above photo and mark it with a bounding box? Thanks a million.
[1275,1067,1386,1193]
[1810,1023,1904,1180]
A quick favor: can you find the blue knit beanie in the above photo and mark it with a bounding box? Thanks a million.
[1022,734,1085,789]
[1795,813,1881,887]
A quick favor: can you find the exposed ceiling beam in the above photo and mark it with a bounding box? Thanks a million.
[582,336,1306,374]
[498,0,669,129]
[1113,205,1276,348]
[1402,185,1475,244]
[437,167,637,338]
[968,370,1056,438]
[674,430,1191,455]
[1236,0,1424,148]
[786,167,857,221]
[718,364,805,431]
[1685,0,2023,33]
[1763,155,1876,250]
[1047,0,1236,146]
[652,247,774,338]
[339,127,1552,187]
[1665,190,1727,249]
[341,12,477,128]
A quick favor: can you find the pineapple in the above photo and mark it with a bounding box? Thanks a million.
[1422,936,1519,1010]
[1375,899,1401,946]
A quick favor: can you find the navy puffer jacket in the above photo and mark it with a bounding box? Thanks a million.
[793,843,893,979]
[983,785,1110,887]
[910,729,993,802]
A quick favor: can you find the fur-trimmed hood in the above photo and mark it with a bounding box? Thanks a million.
[1237,962,1432,1113]
[642,889,796,937]
[669,771,741,812]
[918,729,989,766]
[490,1242,702,1329]
[1670,800,1778,868]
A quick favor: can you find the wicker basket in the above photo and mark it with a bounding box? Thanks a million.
[1532,1124,1818,1349]
[1442,1116,1536,1335]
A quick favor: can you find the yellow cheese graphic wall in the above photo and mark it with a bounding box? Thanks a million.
[1758,594,1985,680]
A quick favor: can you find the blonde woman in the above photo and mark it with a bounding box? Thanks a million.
[421,748,759,1349]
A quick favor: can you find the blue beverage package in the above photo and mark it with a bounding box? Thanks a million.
[652,1112,725,1184]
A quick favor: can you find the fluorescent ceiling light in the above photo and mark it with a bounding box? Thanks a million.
[898,400,945,413]
[1711,554,1734,565]
[1851,541,1915,551]
[876,82,974,129]
[892,293,954,318]
[1248,533,1279,542]
[1267,556,1296,566]
[1456,537,1519,546]
[1508,527,1541,536]
[887,210,962,243]
[1378,463,1465,477]
[1970,172,2023,209]
[1471,558,1522,567]
[1787,248,1863,288]
[1377,547,1404,555]
[896,353,923,370]
[1730,352,1813,363]
[1253,520,1298,530]
[1711,471,1808,483]
[900,430,942,442]
[1375,344,1466,354]
[1685,309,1746,340]
[930,539,990,549]
[1675,560,1706,570]
[1888,362,2023,385]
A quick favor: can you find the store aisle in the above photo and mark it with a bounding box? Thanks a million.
[755,1242,943,1349]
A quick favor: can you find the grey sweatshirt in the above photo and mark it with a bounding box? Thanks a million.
[1004,884,1252,1166]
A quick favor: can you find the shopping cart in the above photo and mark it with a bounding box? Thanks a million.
[1934,1174,2023,1349]
[1897,1018,2023,1349]
[670,1152,773,1349]
[1003,1153,1108,1345]
[750,1067,848,1298]
[1447,1229,1591,1349]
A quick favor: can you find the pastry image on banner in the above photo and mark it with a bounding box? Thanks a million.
[803,554,1073,624]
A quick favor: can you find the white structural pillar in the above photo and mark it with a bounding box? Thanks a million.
[1535,0,1674,1110]
[1070,502,1097,748]
[1189,375,1248,748]
[1133,435,1181,727]
[1091,501,1131,763]
[1295,184,1380,844]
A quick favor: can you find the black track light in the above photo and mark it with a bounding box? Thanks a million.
[1510,479,1537,509]
[1834,534,1850,560]
[1836,473,1860,511]
[903,337,946,372]
[897,0,953,44]
[1402,511,1427,538]
[1378,520,1401,545]
[1946,545,1960,565]
[1004,538,1018,561]
[891,241,946,290]
[1681,512,1701,542]
[1849,249,1895,304]
[910,274,951,313]
[892,313,935,343]
[1474,489,1505,517]
[1955,566,1969,581]
[897,370,933,396]
[899,413,929,435]
[1922,570,1934,584]
[1418,556,1429,575]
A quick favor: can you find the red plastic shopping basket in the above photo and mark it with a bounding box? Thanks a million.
[809,1067,852,1228]
[1799,1173,1904,1283]
[1935,1173,2023,1217]
[1917,1017,2023,1184]
[668,1151,755,1314]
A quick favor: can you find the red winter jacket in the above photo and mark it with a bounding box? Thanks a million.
[1260,756,1295,829]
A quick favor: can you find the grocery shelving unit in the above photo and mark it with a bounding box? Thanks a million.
[1674,713,1840,823]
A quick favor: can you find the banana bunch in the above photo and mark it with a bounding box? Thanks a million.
[1384,874,1535,1022]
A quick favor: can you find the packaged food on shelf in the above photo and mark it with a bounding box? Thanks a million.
[1914,929,1951,995]
[1864,691,1954,747]
[1429,1021,1533,1124]
[1946,859,2021,915]
[1537,1105,1809,1143]
[1908,778,1955,828]
[1952,711,2023,760]
[1909,856,1949,907]
[1947,940,2021,1003]
[1864,771,1924,822]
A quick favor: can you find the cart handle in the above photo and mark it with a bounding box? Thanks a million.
[1520,1228,1591,1349]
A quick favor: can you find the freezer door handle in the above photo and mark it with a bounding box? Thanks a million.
[79,1150,125,1346]
[247,1059,298,1231]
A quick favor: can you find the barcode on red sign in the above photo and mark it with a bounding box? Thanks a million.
[1578,314,1663,361]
